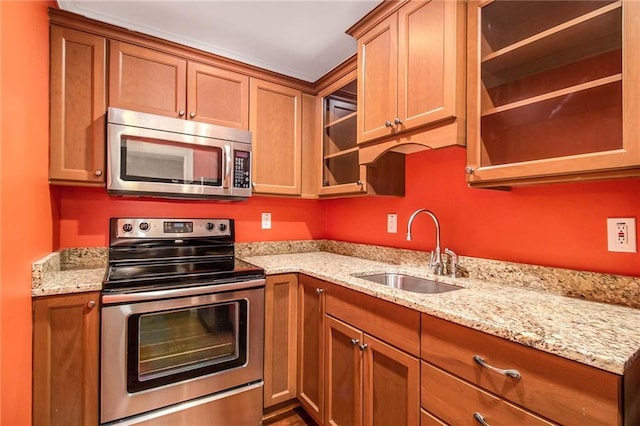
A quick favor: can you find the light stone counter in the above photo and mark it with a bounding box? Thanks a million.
[243,251,640,375]
[31,248,106,296]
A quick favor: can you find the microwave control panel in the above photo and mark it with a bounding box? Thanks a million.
[233,150,251,189]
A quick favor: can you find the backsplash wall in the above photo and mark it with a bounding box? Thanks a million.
[325,147,640,277]
[53,186,326,248]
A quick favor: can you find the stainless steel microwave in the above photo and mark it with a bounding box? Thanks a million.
[107,107,252,200]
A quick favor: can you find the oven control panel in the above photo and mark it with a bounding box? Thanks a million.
[115,218,232,238]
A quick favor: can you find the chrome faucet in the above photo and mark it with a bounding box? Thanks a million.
[407,209,443,275]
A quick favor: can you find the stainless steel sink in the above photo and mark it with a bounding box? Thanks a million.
[355,273,462,294]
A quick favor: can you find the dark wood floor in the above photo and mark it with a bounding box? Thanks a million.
[263,407,317,426]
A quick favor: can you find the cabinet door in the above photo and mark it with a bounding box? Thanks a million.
[297,276,326,424]
[49,26,106,185]
[397,0,458,130]
[357,13,398,144]
[363,334,420,426]
[186,61,249,128]
[325,316,363,426]
[33,292,100,426]
[109,41,187,118]
[264,274,298,408]
[250,78,302,195]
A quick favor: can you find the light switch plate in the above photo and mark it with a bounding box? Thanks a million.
[387,214,397,233]
[261,212,272,230]
[607,217,636,253]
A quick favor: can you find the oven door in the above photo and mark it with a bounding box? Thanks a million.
[100,281,264,424]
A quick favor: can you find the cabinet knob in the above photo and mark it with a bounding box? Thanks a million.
[93,169,103,177]
[473,412,490,426]
[315,288,324,295]
[384,120,393,128]
[356,180,363,186]
[190,111,196,118]
[251,182,257,189]
[178,110,186,117]
[359,343,368,351]
[465,167,475,175]
[350,338,359,346]
[87,300,96,309]
[394,117,403,125]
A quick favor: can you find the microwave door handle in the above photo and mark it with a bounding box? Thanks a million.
[223,145,232,189]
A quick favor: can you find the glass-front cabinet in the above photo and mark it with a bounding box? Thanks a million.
[466,0,640,187]
[321,78,363,194]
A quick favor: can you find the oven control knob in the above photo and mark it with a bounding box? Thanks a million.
[122,223,133,233]
[205,222,215,231]
[218,223,227,232]
[139,222,150,232]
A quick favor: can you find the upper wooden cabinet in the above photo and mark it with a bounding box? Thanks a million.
[466,0,640,187]
[316,59,405,198]
[109,41,249,128]
[49,26,106,186]
[349,0,466,160]
[250,78,302,196]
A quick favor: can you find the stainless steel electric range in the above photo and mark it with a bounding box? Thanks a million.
[100,217,265,425]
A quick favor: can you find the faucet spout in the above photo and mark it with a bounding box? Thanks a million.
[406,209,443,275]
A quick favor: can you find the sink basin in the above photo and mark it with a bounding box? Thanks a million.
[355,273,462,294]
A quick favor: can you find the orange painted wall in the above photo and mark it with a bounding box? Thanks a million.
[54,187,325,248]
[325,148,640,277]
[0,1,54,424]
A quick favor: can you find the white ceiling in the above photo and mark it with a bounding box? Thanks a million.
[58,0,382,82]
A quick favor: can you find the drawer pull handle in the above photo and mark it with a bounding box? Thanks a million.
[473,412,490,426]
[473,355,521,379]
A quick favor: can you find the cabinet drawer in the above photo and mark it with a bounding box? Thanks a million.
[325,283,420,356]
[421,408,446,426]
[421,314,621,425]
[421,362,553,426]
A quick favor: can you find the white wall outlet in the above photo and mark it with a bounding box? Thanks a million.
[261,212,272,230]
[607,217,636,253]
[387,214,398,233]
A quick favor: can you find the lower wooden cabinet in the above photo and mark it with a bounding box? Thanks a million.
[297,275,328,424]
[32,292,100,426]
[264,274,298,408]
[325,316,420,426]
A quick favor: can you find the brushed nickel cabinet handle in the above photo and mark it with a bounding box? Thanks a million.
[87,300,96,309]
[384,120,393,128]
[190,111,196,118]
[178,110,186,117]
[473,355,521,379]
[316,288,324,295]
[394,117,403,125]
[93,169,103,177]
[350,338,359,346]
[359,343,368,351]
[473,412,490,426]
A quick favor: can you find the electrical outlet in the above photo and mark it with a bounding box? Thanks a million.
[607,218,636,253]
[261,212,272,230]
[387,214,397,233]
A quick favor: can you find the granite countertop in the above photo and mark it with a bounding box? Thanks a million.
[32,244,640,376]
[243,251,640,376]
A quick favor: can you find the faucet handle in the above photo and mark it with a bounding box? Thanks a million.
[444,248,458,278]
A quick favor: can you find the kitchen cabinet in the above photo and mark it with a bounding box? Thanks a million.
[109,40,249,128]
[297,275,327,425]
[324,282,420,426]
[250,78,302,196]
[349,0,466,161]
[264,274,298,408]
[421,314,638,425]
[49,25,106,186]
[33,292,100,426]
[466,0,640,187]
[317,59,405,197]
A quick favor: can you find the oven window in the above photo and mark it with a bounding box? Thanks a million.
[121,136,222,186]
[126,300,247,393]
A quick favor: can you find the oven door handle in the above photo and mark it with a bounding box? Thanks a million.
[102,278,265,304]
